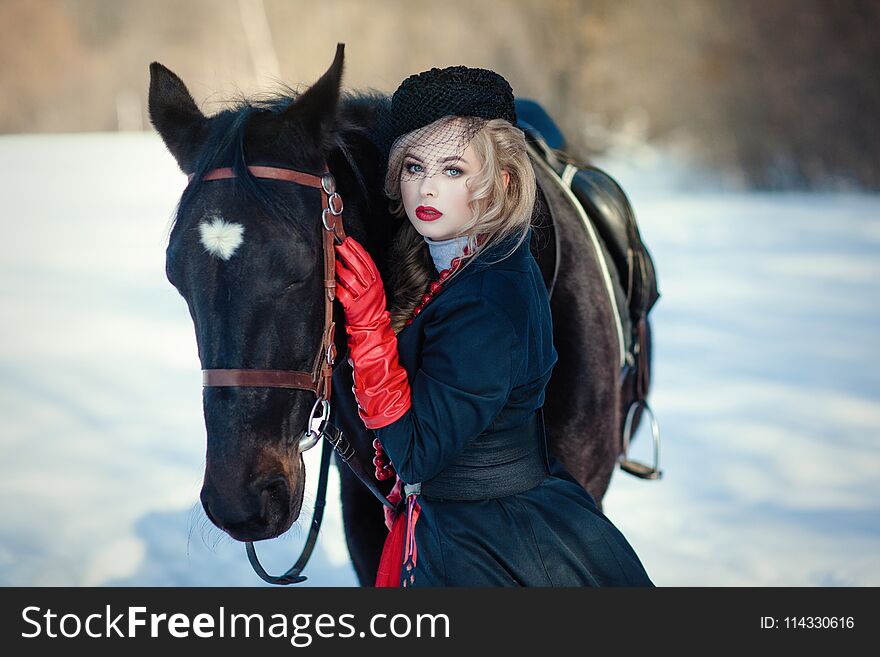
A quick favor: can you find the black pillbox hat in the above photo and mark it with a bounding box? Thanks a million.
[389,66,518,143]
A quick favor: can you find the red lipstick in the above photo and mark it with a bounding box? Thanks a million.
[416,205,442,222]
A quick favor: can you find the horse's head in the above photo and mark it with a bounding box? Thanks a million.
[148,45,386,542]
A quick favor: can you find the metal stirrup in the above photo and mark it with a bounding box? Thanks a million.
[618,400,662,480]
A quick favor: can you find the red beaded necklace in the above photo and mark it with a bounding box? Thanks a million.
[373,234,487,480]
[403,244,473,327]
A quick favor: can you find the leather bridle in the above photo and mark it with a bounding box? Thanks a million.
[188,164,392,584]
[197,164,346,437]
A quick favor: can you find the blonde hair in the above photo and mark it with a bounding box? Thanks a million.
[384,117,536,333]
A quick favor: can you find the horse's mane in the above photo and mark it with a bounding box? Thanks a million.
[171,88,391,237]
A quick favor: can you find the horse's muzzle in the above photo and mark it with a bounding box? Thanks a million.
[200,467,303,541]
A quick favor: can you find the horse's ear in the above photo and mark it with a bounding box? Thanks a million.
[148,62,209,173]
[285,43,345,151]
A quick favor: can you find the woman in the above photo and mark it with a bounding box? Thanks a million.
[334,66,653,587]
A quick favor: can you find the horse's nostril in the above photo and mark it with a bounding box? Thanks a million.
[255,475,290,522]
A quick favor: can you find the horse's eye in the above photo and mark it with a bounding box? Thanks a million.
[282,280,300,293]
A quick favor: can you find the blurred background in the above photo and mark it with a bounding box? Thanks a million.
[1,0,879,586]
[4,0,880,188]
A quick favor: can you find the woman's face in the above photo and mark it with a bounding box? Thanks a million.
[399,137,481,241]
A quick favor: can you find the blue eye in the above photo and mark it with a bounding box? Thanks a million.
[445,167,462,177]
[404,161,423,174]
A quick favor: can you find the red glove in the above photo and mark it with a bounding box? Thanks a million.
[334,237,411,429]
[384,476,404,531]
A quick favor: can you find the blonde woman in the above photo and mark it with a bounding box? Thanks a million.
[334,66,653,587]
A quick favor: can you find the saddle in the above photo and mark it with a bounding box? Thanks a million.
[517,99,662,479]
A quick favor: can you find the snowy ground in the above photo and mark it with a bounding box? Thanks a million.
[1,133,878,586]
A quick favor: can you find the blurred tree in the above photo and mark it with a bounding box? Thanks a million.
[0,0,88,132]
[0,0,877,189]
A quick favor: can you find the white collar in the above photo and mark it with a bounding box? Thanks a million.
[423,234,469,273]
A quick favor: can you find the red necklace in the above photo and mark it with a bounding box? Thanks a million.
[403,244,472,327]
[373,234,487,480]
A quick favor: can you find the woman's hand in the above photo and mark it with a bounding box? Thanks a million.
[384,476,404,532]
[334,237,412,430]
[334,237,388,329]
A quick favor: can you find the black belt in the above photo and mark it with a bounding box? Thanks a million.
[419,410,550,501]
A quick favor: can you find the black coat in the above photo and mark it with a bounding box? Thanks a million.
[374,229,653,586]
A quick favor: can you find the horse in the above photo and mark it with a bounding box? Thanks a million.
[148,44,644,586]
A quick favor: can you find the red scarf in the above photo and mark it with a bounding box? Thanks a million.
[375,494,421,587]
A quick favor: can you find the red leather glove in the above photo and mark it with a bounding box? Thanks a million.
[384,476,404,531]
[334,237,411,429]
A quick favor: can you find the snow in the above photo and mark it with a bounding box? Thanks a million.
[595,141,880,586]
[0,132,877,586]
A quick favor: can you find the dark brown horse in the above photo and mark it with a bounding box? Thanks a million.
[148,45,649,585]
